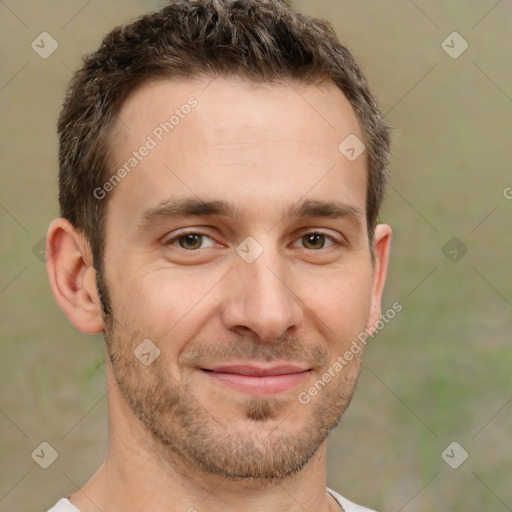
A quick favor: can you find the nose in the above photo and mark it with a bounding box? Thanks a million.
[220,246,304,343]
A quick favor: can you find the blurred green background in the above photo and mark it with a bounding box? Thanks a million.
[1,1,511,511]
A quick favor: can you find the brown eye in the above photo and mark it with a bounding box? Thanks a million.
[164,230,218,251]
[301,233,328,250]
[177,233,203,250]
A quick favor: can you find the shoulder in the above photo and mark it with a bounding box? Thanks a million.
[48,492,374,512]
[46,498,81,512]
[327,488,378,512]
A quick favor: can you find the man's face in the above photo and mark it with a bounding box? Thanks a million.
[99,77,386,479]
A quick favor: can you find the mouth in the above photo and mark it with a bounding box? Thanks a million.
[200,363,312,396]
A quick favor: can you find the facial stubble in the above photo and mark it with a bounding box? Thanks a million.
[97,270,363,481]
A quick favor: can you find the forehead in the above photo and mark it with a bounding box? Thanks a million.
[113,76,363,155]
[106,76,367,231]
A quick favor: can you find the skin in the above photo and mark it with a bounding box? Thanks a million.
[46,76,392,512]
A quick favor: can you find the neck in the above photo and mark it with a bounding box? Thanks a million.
[69,368,338,512]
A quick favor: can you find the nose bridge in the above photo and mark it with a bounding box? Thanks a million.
[222,238,303,342]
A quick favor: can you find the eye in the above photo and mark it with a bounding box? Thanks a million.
[166,231,217,250]
[292,232,339,250]
[164,230,341,252]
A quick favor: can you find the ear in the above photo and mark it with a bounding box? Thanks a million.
[46,218,104,334]
[366,223,392,331]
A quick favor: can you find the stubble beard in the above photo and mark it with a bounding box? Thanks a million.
[98,273,363,481]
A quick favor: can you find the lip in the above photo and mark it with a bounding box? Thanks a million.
[201,363,311,396]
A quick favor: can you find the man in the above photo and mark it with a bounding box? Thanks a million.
[45,0,392,510]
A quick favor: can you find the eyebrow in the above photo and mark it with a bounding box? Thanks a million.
[137,197,363,229]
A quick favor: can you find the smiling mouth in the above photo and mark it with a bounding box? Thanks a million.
[200,363,312,396]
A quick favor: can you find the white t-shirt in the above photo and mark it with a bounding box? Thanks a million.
[46,489,377,511]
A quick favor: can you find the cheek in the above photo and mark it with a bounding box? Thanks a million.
[308,266,373,348]
[107,268,215,347]
[106,252,373,356]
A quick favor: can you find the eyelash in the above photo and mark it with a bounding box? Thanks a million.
[164,229,343,251]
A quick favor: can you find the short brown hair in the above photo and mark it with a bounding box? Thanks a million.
[58,0,390,280]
